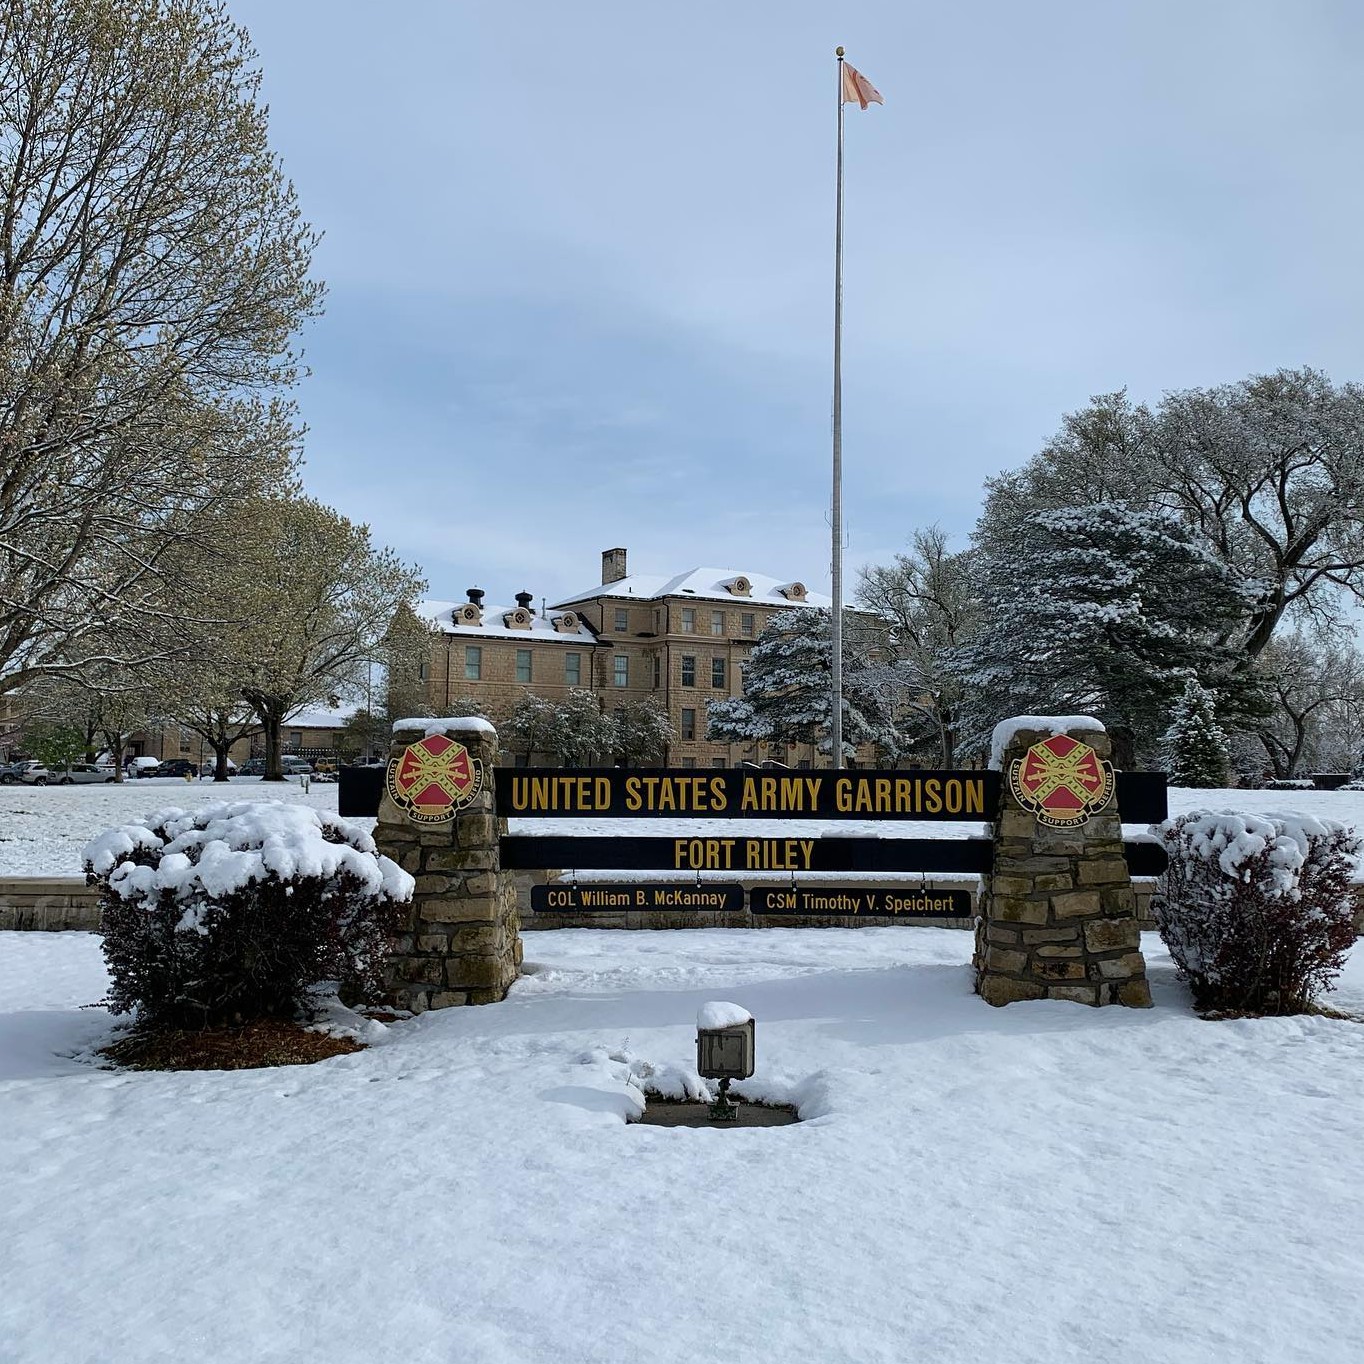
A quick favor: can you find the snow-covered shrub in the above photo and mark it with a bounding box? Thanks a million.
[1154,811,1360,1014]
[85,802,414,1028]
[1263,778,1315,791]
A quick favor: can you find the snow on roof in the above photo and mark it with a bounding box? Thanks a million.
[553,567,832,610]
[284,701,360,731]
[416,600,596,643]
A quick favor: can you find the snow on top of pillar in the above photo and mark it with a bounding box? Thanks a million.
[988,715,1105,770]
[392,716,497,738]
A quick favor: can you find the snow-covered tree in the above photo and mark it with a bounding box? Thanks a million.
[1161,679,1231,788]
[1249,633,1364,779]
[613,698,673,767]
[501,689,614,766]
[706,608,899,761]
[975,370,1364,664]
[857,525,979,766]
[952,503,1255,765]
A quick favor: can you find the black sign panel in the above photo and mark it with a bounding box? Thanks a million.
[340,765,1167,824]
[503,835,994,873]
[752,886,974,917]
[532,883,745,913]
[502,835,1168,877]
[496,768,994,821]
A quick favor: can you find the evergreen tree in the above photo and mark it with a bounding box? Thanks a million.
[706,608,899,760]
[1161,679,1231,788]
[952,503,1257,765]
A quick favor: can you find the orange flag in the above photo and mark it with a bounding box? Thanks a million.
[841,62,883,109]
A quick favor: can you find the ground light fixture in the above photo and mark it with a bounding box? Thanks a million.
[696,1002,755,1122]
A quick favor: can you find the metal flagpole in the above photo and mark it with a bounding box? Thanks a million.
[830,47,846,771]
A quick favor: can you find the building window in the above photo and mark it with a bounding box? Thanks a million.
[652,655,661,688]
[614,607,629,632]
[680,607,696,633]
[613,655,629,687]
[740,612,755,637]
[710,610,725,636]
[516,649,532,683]
[712,758,726,769]
[679,757,696,769]
[565,652,581,685]
[681,707,696,740]
[464,646,482,680]
[418,659,429,681]
[711,656,726,689]
[681,655,696,687]
[797,759,812,770]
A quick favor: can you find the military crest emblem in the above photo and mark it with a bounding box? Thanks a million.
[386,733,484,825]
[1009,734,1114,828]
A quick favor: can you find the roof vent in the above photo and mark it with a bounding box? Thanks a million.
[514,591,534,610]
[467,587,485,606]
[777,581,807,602]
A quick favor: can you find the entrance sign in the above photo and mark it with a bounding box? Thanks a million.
[531,883,744,913]
[497,769,990,820]
[1009,736,1114,829]
[751,886,972,917]
[386,734,484,826]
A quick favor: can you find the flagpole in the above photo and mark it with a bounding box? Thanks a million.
[830,46,846,772]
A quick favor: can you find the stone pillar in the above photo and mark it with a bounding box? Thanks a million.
[375,719,522,1011]
[974,718,1151,1008]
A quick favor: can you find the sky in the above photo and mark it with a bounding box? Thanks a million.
[229,0,1364,608]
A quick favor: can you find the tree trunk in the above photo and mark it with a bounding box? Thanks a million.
[211,739,233,782]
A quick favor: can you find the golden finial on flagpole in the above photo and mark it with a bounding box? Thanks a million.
[835,46,845,58]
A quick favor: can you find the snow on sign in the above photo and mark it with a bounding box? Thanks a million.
[1009,735,1114,829]
[385,734,484,825]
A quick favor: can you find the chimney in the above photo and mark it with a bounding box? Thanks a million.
[515,591,534,609]
[602,547,628,584]
[466,587,485,606]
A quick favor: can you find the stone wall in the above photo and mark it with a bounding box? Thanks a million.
[974,721,1152,1007]
[0,877,101,931]
[373,720,522,1011]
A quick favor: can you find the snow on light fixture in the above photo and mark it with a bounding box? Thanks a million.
[696,1001,755,1122]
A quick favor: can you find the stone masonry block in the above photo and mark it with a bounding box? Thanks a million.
[985,946,1027,974]
[1047,985,1099,1005]
[1116,979,1154,1008]
[1096,951,1147,980]
[418,897,499,924]
[990,875,1033,898]
[1084,918,1140,953]
[992,896,1049,926]
[1034,874,1074,893]
[1052,891,1102,919]
[1077,858,1131,886]
[978,975,1047,1007]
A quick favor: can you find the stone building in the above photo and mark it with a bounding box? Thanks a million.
[414,547,861,768]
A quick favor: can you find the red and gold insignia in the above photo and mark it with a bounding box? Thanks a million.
[1009,735,1114,828]
[386,734,483,825]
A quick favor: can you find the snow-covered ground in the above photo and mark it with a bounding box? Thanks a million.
[3,927,1363,1363]
[4,780,1364,877]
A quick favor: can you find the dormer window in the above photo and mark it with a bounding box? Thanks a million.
[722,575,752,597]
[551,611,579,635]
[777,581,807,602]
[504,607,534,630]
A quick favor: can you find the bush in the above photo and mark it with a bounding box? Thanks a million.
[1263,778,1315,791]
[85,802,414,1028]
[1154,811,1360,1014]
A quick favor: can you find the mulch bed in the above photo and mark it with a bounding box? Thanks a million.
[100,1018,365,1071]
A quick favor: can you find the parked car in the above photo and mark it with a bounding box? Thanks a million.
[130,757,163,778]
[54,763,117,785]
[0,760,27,784]
[15,760,50,785]
[281,755,314,775]
[153,759,199,779]
[238,757,266,777]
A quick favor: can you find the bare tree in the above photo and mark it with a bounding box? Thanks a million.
[857,526,978,767]
[0,0,322,695]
